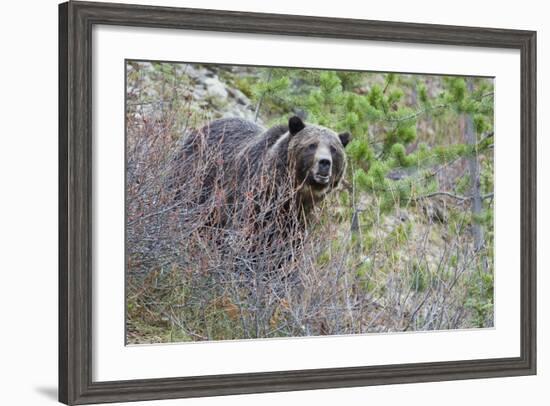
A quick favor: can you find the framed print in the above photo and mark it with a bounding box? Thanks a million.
[59,1,536,404]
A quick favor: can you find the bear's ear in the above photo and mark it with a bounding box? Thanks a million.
[288,116,306,135]
[338,132,351,147]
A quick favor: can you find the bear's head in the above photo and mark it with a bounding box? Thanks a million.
[286,116,350,205]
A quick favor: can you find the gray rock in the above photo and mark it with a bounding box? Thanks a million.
[181,64,201,80]
[226,87,249,106]
[204,76,228,100]
[192,86,207,100]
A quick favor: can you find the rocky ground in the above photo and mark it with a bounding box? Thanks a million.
[126,62,262,127]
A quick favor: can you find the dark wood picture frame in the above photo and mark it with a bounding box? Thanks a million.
[59,1,537,404]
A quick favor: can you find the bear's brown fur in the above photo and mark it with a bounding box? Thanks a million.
[171,116,350,229]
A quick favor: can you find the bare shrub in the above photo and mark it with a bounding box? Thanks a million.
[126,111,492,343]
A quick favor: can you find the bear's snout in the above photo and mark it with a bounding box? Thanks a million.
[317,159,331,176]
[312,157,332,186]
[309,143,334,186]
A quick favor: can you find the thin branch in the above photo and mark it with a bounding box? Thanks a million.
[381,92,494,124]
[384,103,448,123]
[416,191,494,202]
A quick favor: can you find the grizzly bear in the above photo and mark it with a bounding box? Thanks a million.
[170,116,350,231]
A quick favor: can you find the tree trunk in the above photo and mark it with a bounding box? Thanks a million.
[254,69,272,122]
[464,79,484,253]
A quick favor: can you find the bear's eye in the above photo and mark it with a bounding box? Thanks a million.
[307,143,317,150]
[330,145,337,154]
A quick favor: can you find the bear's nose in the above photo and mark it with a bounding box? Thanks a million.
[318,159,331,175]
